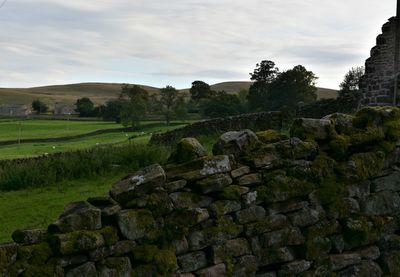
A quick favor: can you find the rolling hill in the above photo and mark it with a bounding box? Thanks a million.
[0,82,338,107]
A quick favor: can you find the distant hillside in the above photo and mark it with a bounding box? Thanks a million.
[0,81,337,107]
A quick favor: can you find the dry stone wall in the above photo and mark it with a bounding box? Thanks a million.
[150,111,282,145]
[360,17,398,106]
[2,107,400,276]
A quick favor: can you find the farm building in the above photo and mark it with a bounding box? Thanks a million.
[54,103,76,115]
[0,104,30,116]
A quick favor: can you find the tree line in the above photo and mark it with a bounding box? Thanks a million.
[31,60,365,129]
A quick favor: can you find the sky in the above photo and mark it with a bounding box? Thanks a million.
[0,0,397,89]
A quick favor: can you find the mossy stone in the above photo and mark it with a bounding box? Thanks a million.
[256,129,287,144]
[169,137,207,164]
[133,245,177,274]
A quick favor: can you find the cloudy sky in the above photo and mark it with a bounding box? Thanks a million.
[0,0,396,89]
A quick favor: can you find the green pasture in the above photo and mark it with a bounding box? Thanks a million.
[0,173,123,243]
[0,123,184,160]
[0,119,122,141]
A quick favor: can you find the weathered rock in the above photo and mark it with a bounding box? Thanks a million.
[50,230,105,255]
[0,243,18,271]
[337,260,382,277]
[169,192,212,208]
[48,201,102,233]
[345,151,385,181]
[235,205,266,224]
[379,234,400,251]
[117,209,156,241]
[213,129,259,157]
[166,155,232,181]
[323,113,354,135]
[275,138,319,160]
[287,207,320,227]
[169,137,207,164]
[379,250,400,275]
[233,255,257,277]
[238,173,262,186]
[245,214,288,237]
[345,181,370,199]
[66,262,97,277]
[12,229,47,245]
[57,254,88,268]
[359,245,380,260]
[168,208,210,229]
[97,257,132,277]
[209,200,242,218]
[196,263,226,277]
[243,191,258,205]
[211,238,251,264]
[256,129,287,144]
[372,171,400,192]
[327,253,361,271]
[166,179,187,192]
[290,118,334,140]
[110,164,166,203]
[330,235,345,254]
[178,251,208,273]
[258,247,296,267]
[259,227,305,248]
[172,236,189,255]
[88,246,112,262]
[268,200,309,215]
[278,260,312,276]
[231,166,250,178]
[304,236,332,260]
[196,173,233,194]
[360,190,400,215]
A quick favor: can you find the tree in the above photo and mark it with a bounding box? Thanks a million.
[250,60,279,82]
[160,85,178,125]
[119,85,149,129]
[75,97,94,117]
[174,94,188,121]
[200,91,244,118]
[338,66,365,107]
[190,80,212,102]
[31,100,48,114]
[248,60,279,110]
[267,65,318,112]
[101,99,122,123]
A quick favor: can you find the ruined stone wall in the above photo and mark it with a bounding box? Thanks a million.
[360,17,398,106]
[150,111,282,145]
[2,107,400,276]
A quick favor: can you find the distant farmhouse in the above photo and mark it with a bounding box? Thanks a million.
[0,104,30,116]
[54,103,76,115]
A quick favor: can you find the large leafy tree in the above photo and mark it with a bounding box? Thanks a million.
[248,60,279,110]
[338,66,364,108]
[174,94,188,121]
[160,85,178,125]
[267,65,318,112]
[190,80,212,102]
[75,97,94,117]
[101,99,123,123]
[119,85,149,129]
[31,100,48,114]
[200,91,244,118]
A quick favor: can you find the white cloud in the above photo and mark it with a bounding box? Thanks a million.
[0,0,396,89]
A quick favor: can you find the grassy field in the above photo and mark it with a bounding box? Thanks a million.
[0,173,124,243]
[0,119,123,141]
[0,122,185,160]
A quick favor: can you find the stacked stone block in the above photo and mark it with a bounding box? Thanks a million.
[361,17,399,106]
[1,107,400,276]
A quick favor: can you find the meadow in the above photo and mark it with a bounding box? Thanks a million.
[0,119,187,159]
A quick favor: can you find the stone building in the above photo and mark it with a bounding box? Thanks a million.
[54,103,76,115]
[360,1,400,106]
[0,104,30,116]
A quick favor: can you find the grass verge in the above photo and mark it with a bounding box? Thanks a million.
[0,173,124,243]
